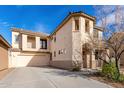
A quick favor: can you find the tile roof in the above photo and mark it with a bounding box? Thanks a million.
[11,28,49,38]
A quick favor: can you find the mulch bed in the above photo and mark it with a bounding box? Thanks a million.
[0,68,14,80]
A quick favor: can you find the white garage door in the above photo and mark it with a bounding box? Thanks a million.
[11,54,50,67]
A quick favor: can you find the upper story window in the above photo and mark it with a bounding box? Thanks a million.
[27,36,36,48]
[27,42,32,48]
[58,50,61,55]
[40,39,47,49]
[14,35,19,44]
[95,50,99,60]
[54,36,56,42]
[54,51,56,57]
[93,30,99,38]
[85,20,89,33]
[58,49,66,55]
[75,19,79,30]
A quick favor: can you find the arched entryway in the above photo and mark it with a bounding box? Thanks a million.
[82,43,92,68]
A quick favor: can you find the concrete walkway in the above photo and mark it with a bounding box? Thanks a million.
[0,67,112,88]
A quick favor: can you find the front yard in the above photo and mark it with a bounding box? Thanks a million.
[87,74,124,88]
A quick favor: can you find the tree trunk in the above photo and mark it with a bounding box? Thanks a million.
[115,59,120,80]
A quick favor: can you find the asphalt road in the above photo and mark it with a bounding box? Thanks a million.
[0,67,112,88]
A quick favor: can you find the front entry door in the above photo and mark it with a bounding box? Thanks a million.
[83,51,92,68]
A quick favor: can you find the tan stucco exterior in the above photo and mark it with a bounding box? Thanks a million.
[0,35,11,71]
[9,12,103,69]
[10,29,50,67]
[50,18,73,69]
[50,12,103,69]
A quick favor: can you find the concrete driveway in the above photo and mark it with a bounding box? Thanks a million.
[0,67,112,88]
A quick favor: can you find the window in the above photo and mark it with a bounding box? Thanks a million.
[54,36,56,42]
[40,39,47,49]
[58,50,61,55]
[75,19,79,30]
[95,50,99,60]
[14,35,19,44]
[27,36,36,48]
[58,49,66,55]
[54,51,56,57]
[93,30,99,38]
[85,20,89,32]
[27,42,32,48]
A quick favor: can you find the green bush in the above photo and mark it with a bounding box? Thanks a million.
[102,62,119,80]
[118,74,124,82]
[72,66,81,71]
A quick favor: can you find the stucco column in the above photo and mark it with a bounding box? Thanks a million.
[36,37,40,50]
[22,34,27,50]
[80,17,85,46]
[86,53,90,68]
[79,17,84,32]
[91,51,96,69]
[89,20,94,38]
[47,38,50,51]
[72,17,75,31]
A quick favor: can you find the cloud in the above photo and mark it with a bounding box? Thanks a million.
[96,6,124,26]
[33,23,50,35]
[0,20,13,29]
[96,13,115,26]
[0,19,14,34]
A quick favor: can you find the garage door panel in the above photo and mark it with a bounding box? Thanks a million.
[13,54,50,67]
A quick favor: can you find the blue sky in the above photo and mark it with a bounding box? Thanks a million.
[0,5,95,44]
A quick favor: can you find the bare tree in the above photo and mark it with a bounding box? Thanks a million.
[91,5,124,79]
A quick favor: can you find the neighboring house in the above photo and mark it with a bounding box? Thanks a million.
[10,11,103,69]
[0,35,11,71]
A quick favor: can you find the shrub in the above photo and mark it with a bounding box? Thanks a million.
[72,60,82,71]
[118,74,124,82]
[72,66,81,71]
[102,62,119,80]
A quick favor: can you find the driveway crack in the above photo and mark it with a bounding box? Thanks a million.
[46,78,58,88]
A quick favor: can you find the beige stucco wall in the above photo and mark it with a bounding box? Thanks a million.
[11,16,102,69]
[51,18,73,61]
[50,18,73,69]
[72,17,83,62]
[0,42,9,70]
[50,16,98,69]
[12,32,50,52]
[98,31,102,40]
[9,52,50,67]
[11,31,51,68]
[72,17,95,68]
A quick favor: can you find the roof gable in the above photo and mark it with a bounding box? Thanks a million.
[0,35,11,48]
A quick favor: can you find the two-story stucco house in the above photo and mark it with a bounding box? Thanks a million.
[9,11,103,69]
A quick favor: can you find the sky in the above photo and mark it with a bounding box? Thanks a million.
[0,5,95,44]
